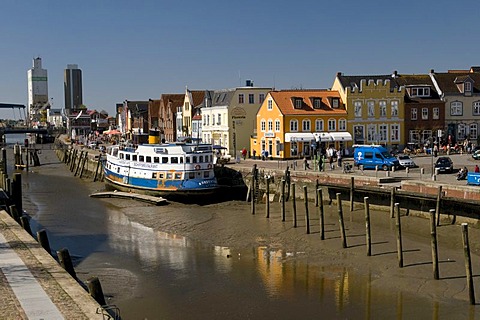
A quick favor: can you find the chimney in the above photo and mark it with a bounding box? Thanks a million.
[430,69,435,74]
[245,79,253,87]
[336,72,342,77]
[391,70,398,78]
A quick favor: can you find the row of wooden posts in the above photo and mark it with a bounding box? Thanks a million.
[57,141,104,182]
[2,147,110,308]
[248,164,478,305]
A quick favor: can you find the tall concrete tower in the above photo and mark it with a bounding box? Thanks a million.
[64,64,83,113]
[27,57,49,123]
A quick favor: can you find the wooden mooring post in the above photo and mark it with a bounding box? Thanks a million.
[395,203,403,268]
[87,276,107,306]
[37,229,52,255]
[292,183,297,228]
[57,248,77,279]
[390,188,396,218]
[336,193,347,248]
[365,197,371,256]
[281,179,286,222]
[318,188,324,240]
[429,209,439,280]
[265,177,270,218]
[350,177,355,212]
[461,223,475,305]
[303,186,310,234]
[435,186,442,226]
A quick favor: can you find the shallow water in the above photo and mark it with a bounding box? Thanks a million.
[18,149,478,319]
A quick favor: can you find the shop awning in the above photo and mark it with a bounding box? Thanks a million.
[284,133,315,142]
[313,132,333,142]
[329,132,353,141]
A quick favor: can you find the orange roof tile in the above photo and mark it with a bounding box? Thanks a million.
[270,90,346,116]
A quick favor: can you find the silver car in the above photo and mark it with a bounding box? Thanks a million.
[397,155,416,168]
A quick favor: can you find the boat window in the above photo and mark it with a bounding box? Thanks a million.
[159,173,164,179]
[171,157,178,164]
[139,155,144,162]
[199,156,204,163]
[132,155,137,161]
[154,157,159,163]
[204,171,209,178]
[166,173,173,179]
[180,157,183,164]
[192,156,197,163]
[189,172,195,179]
[162,157,168,164]
[146,156,152,163]
[152,173,157,178]
[186,157,191,163]
[120,153,124,159]
[174,173,182,179]
[113,149,118,157]
[125,154,130,160]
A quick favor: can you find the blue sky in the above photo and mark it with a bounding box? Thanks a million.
[1,0,479,119]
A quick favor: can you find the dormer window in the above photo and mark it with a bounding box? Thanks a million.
[294,98,303,109]
[465,81,472,92]
[410,87,430,97]
[332,98,339,109]
[313,98,321,109]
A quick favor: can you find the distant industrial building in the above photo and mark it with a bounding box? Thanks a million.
[27,57,49,123]
[64,64,83,113]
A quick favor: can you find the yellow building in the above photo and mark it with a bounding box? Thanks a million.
[332,73,405,150]
[251,90,349,159]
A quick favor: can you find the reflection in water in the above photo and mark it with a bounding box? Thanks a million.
[99,208,476,319]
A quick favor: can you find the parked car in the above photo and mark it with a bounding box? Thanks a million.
[434,156,454,173]
[397,155,416,168]
[472,150,480,160]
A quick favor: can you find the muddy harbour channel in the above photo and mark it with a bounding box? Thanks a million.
[15,146,480,319]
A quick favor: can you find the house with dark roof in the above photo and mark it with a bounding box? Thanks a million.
[177,89,213,141]
[201,81,271,158]
[392,72,444,147]
[430,68,480,145]
[332,72,405,150]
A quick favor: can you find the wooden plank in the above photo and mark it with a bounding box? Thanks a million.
[90,191,167,205]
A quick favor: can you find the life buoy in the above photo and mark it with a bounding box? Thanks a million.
[207,164,213,169]
[195,165,201,170]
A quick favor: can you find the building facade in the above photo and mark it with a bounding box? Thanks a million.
[27,57,49,124]
[251,90,349,160]
[64,64,83,113]
[430,68,480,146]
[332,73,405,151]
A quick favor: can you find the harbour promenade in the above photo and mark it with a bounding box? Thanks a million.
[0,179,105,318]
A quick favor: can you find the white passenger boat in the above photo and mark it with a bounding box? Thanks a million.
[103,142,219,200]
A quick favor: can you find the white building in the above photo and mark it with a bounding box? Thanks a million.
[27,57,49,124]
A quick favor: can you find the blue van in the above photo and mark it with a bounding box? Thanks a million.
[353,145,400,171]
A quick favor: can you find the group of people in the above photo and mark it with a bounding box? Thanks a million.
[303,146,342,171]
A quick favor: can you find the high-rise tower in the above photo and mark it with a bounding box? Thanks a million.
[64,64,83,113]
[27,57,49,123]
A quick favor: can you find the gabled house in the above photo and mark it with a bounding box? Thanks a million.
[251,90,348,160]
[430,68,480,145]
[158,94,183,143]
[332,73,405,150]
[392,72,444,147]
[178,89,212,141]
[201,81,271,158]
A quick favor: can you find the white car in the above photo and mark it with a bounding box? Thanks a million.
[397,155,416,168]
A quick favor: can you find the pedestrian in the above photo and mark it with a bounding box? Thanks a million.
[253,150,256,160]
[337,149,343,168]
[475,165,479,173]
[241,148,247,160]
[304,157,310,170]
[318,155,323,171]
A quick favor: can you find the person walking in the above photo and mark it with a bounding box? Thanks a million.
[304,157,311,170]
[337,149,343,168]
[475,165,479,173]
